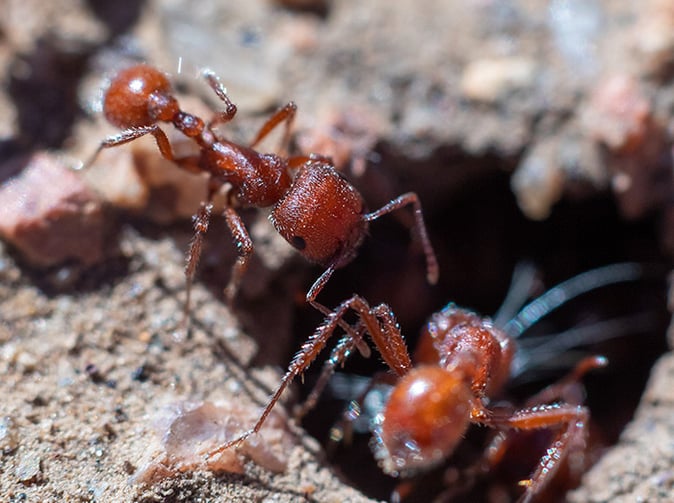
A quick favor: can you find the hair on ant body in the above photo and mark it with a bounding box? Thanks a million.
[208,263,644,502]
[89,64,438,322]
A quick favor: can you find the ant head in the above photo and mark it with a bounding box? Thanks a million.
[103,64,177,129]
[372,366,471,475]
[271,162,367,266]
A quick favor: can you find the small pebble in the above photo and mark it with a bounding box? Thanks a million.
[15,451,42,484]
[0,416,19,452]
[460,57,536,103]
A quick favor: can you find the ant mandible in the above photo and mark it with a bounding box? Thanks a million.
[209,262,643,502]
[89,64,438,319]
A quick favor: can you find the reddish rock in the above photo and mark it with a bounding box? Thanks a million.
[0,152,107,267]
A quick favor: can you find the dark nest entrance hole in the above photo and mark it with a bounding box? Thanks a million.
[291,146,670,502]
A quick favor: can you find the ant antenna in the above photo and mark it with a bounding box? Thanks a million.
[503,262,644,339]
[493,261,538,327]
[510,311,657,379]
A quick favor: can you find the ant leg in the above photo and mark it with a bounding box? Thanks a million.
[364,192,439,285]
[292,303,398,420]
[466,356,606,502]
[306,263,336,303]
[371,302,412,372]
[312,298,372,359]
[201,69,238,129]
[315,297,411,378]
[476,403,590,503]
[203,69,296,152]
[431,430,511,503]
[183,199,215,331]
[87,125,175,167]
[222,206,254,305]
[524,355,607,407]
[286,154,334,172]
[172,154,203,175]
[206,295,410,456]
[294,322,367,420]
[249,102,297,155]
[183,194,253,323]
[328,370,398,448]
[306,262,373,359]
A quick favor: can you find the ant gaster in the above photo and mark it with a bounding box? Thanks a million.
[90,64,438,318]
[209,263,643,502]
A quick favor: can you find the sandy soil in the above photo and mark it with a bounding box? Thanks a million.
[1,1,674,502]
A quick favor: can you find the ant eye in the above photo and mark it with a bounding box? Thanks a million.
[291,235,307,250]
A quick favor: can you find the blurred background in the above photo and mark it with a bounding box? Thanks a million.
[0,1,673,501]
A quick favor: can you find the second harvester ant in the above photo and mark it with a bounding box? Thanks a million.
[89,64,438,324]
[208,262,645,502]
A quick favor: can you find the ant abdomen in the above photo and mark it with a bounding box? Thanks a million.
[271,161,368,267]
[374,365,472,475]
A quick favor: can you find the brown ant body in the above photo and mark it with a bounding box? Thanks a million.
[209,262,643,502]
[90,64,438,315]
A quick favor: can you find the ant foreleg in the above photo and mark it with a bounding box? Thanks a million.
[249,102,297,155]
[370,302,411,373]
[325,296,411,377]
[311,298,372,359]
[222,206,254,305]
[306,262,373,359]
[293,302,402,419]
[87,125,175,167]
[306,263,336,303]
[364,192,439,285]
[294,322,367,420]
[206,295,408,457]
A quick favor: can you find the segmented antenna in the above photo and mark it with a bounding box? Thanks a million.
[503,262,644,338]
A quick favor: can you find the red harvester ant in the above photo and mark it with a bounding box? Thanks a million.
[89,64,438,320]
[208,262,643,502]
